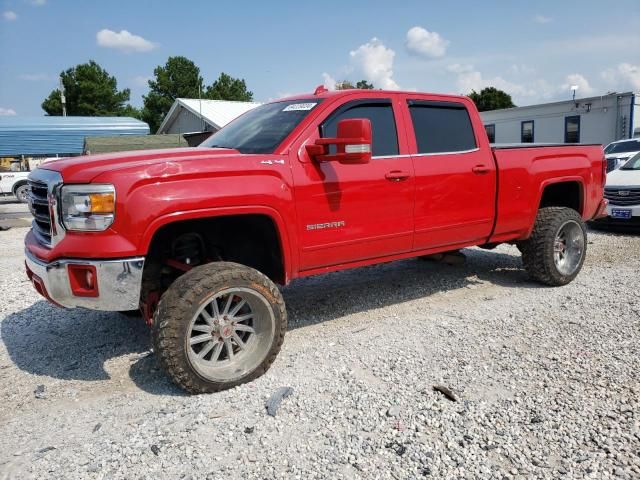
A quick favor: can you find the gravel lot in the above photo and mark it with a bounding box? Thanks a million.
[0,225,638,479]
[0,197,30,229]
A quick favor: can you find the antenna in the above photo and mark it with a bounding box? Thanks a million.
[570,85,578,101]
[59,76,67,116]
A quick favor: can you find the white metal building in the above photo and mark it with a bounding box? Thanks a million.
[157,98,261,135]
[480,92,639,145]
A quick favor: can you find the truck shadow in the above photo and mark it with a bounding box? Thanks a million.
[283,247,537,330]
[1,247,535,396]
[1,301,150,379]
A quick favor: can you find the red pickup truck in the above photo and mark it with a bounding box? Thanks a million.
[25,88,607,393]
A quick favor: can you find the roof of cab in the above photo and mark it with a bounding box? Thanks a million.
[277,88,471,103]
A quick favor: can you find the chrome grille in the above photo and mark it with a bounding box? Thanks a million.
[604,187,640,206]
[28,179,52,245]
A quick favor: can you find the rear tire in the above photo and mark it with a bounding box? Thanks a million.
[152,262,286,394]
[520,207,587,286]
[14,184,29,203]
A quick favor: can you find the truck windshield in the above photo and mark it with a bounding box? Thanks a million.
[200,99,322,154]
[620,153,640,170]
[604,140,640,154]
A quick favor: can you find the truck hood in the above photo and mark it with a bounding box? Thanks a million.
[606,168,640,187]
[605,152,638,160]
[39,147,243,183]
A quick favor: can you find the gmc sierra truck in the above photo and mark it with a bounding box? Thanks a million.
[25,87,607,394]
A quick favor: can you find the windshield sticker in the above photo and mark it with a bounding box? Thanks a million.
[283,103,317,112]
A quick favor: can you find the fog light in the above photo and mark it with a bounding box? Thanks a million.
[86,269,95,289]
[68,264,99,297]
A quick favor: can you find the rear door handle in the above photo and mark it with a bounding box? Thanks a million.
[385,170,410,181]
[472,165,490,175]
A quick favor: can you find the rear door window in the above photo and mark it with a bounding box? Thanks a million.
[408,100,477,154]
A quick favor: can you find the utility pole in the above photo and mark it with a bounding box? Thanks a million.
[199,84,204,132]
[59,76,67,116]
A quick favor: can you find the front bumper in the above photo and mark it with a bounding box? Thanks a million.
[592,202,640,227]
[605,203,640,218]
[25,249,145,311]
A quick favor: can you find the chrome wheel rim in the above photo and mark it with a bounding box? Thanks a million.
[553,220,584,276]
[17,186,29,202]
[186,287,275,382]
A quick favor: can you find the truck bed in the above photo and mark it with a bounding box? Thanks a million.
[489,143,605,244]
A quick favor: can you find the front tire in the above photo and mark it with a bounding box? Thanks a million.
[520,207,587,286]
[14,184,29,203]
[152,262,287,394]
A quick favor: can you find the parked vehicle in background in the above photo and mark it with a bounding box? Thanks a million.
[24,87,607,394]
[599,152,640,226]
[604,138,640,172]
[0,171,30,202]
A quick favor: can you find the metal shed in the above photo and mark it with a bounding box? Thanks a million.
[0,116,150,157]
[157,98,261,135]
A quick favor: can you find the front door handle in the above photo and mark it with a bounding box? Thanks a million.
[385,170,410,181]
[472,165,490,175]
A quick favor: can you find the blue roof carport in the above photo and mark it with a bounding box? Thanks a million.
[0,116,150,157]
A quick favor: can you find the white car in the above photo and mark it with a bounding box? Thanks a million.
[604,138,640,173]
[0,171,30,203]
[602,152,640,226]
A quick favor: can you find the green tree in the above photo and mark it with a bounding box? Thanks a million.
[335,80,375,90]
[41,60,132,116]
[355,80,374,89]
[142,56,204,133]
[121,104,143,119]
[335,80,355,90]
[467,87,515,112]
[205,72,253,101]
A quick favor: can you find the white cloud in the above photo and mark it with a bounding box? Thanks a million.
[533,14,552,24]
[19,73,54,81]
[96,29,158,53]
[601,63,640,91]
[449,64,534,97]
[0,107,17,116]
[561,73,595,96]
[405,26,449,59]
[508,64,535,75]
[446,63,474,74]
[3,10,17,21]
[322,72,337,90]
[349,38,399,89]
[447,63,601,104]
[131,75,152,87]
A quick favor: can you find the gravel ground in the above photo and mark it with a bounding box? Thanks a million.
[0,225,638,479]
[0,197,31,229]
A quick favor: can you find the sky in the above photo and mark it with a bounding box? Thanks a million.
[0,0,639,117]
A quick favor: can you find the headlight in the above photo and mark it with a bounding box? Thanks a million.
[61,184,115,231]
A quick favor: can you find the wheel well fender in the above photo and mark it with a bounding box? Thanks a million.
[526,178,585,237]
[537,178,585,214]
[141,206,293,284]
